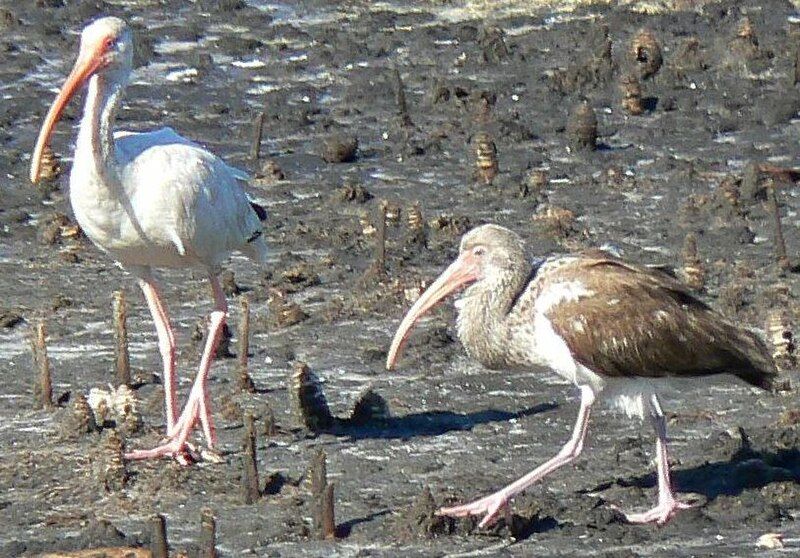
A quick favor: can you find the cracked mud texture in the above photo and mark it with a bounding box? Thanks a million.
[2,0,800,556]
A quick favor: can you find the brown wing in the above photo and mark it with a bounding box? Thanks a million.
[540,255,777,387]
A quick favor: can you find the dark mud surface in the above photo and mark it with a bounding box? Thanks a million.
[3,0,800,555]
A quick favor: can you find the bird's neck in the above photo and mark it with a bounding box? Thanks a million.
[456,262,530,369]
[74,74,123,185]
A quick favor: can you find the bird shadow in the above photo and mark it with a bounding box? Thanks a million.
[583,431,800,501]
[326,402,559,441]
[335,509,392,538]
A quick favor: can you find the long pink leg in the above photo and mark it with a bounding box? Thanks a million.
[126,274,227,460]
[438,385,596,528]
[138,277,178,433]
[623,394,694,524]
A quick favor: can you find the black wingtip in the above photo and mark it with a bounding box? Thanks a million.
[250,201,267,222]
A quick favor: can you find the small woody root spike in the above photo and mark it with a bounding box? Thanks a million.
[405,200,428,247]
[251,111,266,161]
[237,296,255,392]
[112,290,131,387]
[407,201,423,231]
[309,449,337,540]
[95,428,127,492]
[374,201,388,277]
[630,28,662,80]
[150,514,169,558]
[567,100,597,151]
[241,412,260,504]
[767,308,796,372]
[620,73,644,116]
[473,131,498,185]
[769,184,791,272]
[392,67,412,126]
[199,509,217,558]
[30,321,54,409]
[321,483,336,540]
[681,233,706,291]
[290,362,333,431]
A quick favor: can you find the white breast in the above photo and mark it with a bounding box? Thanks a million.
[70,129,259,271]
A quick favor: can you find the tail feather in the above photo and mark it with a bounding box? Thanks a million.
[736,366,784,392]
[731,328,786,392]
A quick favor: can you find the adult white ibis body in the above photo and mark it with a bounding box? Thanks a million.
[387,224,779,526]
[30,17,268,461]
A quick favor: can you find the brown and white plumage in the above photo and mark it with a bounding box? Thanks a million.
[533,254,776,388]
[387,224,778,526]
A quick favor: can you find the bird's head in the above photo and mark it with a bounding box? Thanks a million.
[30,17,133,184]
[458,224,527,284]
[385,224,526,370]
[78,17,134,82]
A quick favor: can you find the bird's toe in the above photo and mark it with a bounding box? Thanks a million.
[438,493,510,528]
[621,499,695,525]
[124,437,197,463]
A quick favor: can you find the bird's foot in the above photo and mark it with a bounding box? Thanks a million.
[125,396,216,463]
[124,437,198,464]
[125,439,222,465]
[437,492,512,529]
[619,498,695,525]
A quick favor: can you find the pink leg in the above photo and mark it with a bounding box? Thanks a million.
[126,274,227,461]
[438,385,596,528]
[138,277,178,433]
[623,394,694,524]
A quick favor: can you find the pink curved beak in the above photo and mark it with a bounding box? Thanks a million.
[30,40,108,184]
[386,251,481,370]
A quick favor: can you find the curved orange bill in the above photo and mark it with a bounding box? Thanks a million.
[30,43,106,184]
[386,251,480,370]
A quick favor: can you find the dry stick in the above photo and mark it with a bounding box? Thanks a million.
[321,482,337,540]
[251,111,266,161]
[392,68,412,126]
[310,449,328,538]
[241,413,260,504]
[150,514,169,558]
[310,448,327,497]
[769,183,791,271]
[199,509,217,558]
[30,321,53,409]
[237,296,255,392]
[373,202,387,277]
[795,41,800,86]
[112,290,131,386]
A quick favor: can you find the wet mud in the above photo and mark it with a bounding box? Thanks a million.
[2,0,800,555]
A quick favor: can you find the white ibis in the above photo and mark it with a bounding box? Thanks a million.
[387,224,779,526]
[30,17,268,461]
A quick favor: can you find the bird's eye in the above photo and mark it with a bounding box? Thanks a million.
[473,246,486,257]
[104,37,116,50]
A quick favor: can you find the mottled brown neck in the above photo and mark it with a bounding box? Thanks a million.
[456,258,531,369]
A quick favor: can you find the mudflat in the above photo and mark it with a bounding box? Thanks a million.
[1,0,800,555]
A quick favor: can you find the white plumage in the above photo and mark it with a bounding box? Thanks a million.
[30,16,267,461]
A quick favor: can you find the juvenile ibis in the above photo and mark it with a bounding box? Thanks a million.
[29,17,268,461]
[387,224,779,526]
